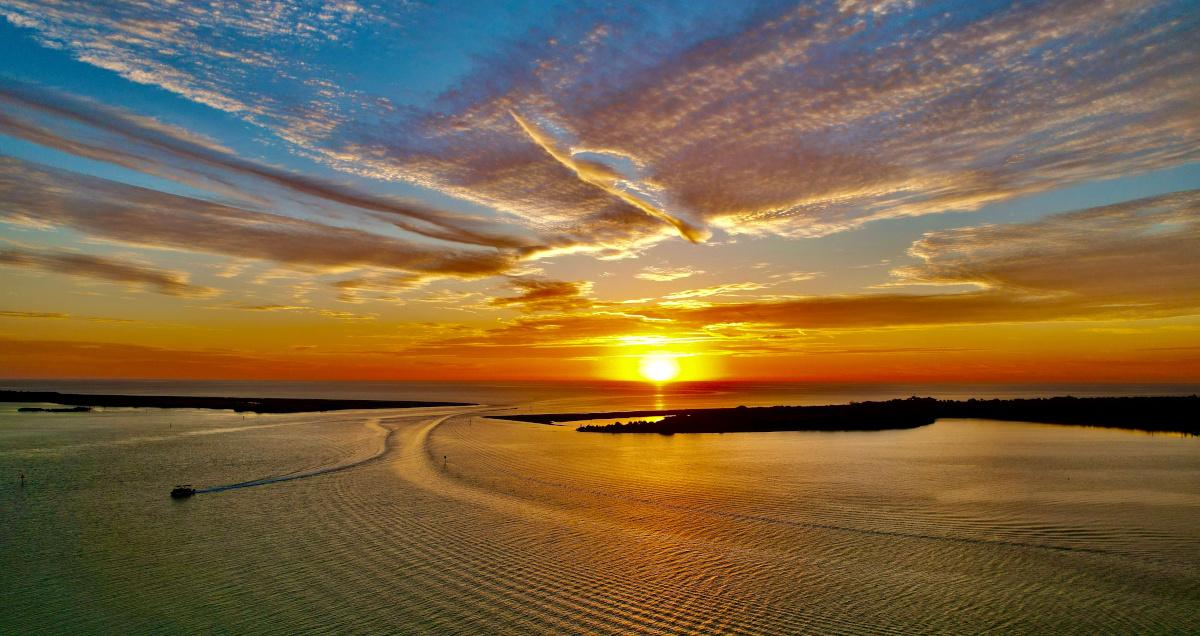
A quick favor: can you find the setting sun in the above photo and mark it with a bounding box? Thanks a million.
[639,354,680,383]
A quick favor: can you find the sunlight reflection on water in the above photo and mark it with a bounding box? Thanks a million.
[1,389,1198,634]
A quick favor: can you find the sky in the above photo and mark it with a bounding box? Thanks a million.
[0,0,1197,383]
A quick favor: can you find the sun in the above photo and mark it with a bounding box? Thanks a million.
[639,354,680,383]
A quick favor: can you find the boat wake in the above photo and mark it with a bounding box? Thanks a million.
[414,415,1145,562]
[197,417,393,494]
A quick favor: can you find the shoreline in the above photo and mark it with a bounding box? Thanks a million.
[0,389,473,414]
[491,396,1199,435]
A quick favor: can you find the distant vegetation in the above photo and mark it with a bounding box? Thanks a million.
[579,398,938,434]
[935,396,1198,433]
[0,390,471,414]
[497,396,1199,435]
[17,406,92,413]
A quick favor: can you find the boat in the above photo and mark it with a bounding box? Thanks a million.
[170,485,196,498]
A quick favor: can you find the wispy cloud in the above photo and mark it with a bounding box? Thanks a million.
[0,158,517,292]
[635,266,704,282]
[510,110,707,242]
[893,190,1200,300]
[0,309,69,319]
[221,302,379,321]
[0,246,217,298]
[0,309,138,323]
[0,81,530,250]
[490,278,594,313]
[229,304,308,312]
[1,2,1197,381]
[671,190,1200,329]
[412,191,1200,356]
[663,282,767,300]
[0,0,392,138]
[332,0,1199,245]
[9,2,1194,256]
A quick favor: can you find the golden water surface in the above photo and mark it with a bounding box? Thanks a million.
[2,403,1198,634]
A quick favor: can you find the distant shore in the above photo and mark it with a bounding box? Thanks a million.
[491,396,1199,435]
[17,405,92,413]
[0,390,472,414]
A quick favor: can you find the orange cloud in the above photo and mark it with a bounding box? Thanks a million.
[636,266,703,282]
[411,191,1200,358]
[0,310,69,319]
[491,278,595,313]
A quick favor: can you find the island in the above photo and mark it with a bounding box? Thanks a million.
[0,390,472,414]
[17,405,92,413]
[490,396,1199,435]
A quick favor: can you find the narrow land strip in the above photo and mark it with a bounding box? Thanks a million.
[490,396,1199,435]
[0,389,472,413]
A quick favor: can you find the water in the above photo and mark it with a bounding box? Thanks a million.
[1,382,1198,634]
[4,378,1196,410]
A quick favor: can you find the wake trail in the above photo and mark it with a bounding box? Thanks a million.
[198,417,393,494]
[420,414,1127,560]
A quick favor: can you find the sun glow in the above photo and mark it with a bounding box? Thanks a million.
[639,354,680,383]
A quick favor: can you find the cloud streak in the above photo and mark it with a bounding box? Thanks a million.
[894,190,1200,299]
[0,158,517,291]
[0,246,217,298]
[670,191,1200,329]
[0,81,530,250]
[636,266,703,282]
[510,110,707,242]
[491,278,594,313]
[333,0,1200,244]
[4,2,1196,257]
[0,310,69,319]
[412,190,1200,356]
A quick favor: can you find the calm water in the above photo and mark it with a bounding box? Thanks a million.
[1,382,1198,634]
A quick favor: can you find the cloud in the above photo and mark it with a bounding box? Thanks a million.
[0,81,530,250]
[410,289,487,312]
[0,246,218,298]
[0,158,517,291]
[670,190,1200,328]
[317,309,378,321]
[327,0,1200,243]
[893,190,1200,299]
[5,2,1195,259]
[490,278,594,313]
[769,271,820,283]
[410,190,1200,355]
[217,302,377,321]
[0,309,139,324]
[662,282,767,300]
[0,337,261,378]
[409,312,653,352]
[2,0,1198,379]
[635,266,703,282]
[0,0,392,137]
[416,289,484,304]
[510,110,707,242]
[229,304,308,312]
[329,274,423,304]
[0,310,69,319]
